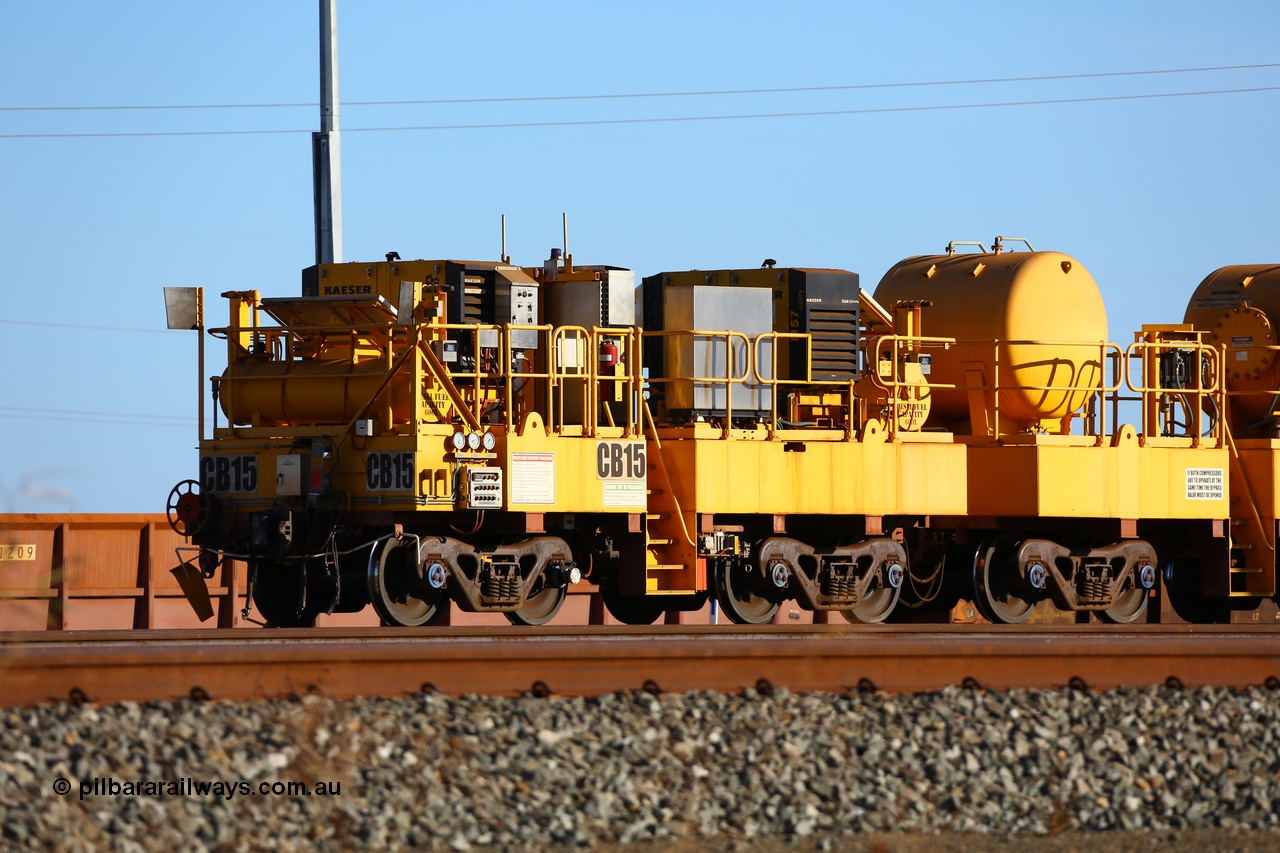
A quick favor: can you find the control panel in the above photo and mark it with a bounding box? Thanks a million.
[499,282,540,350]
[464,466,503,509]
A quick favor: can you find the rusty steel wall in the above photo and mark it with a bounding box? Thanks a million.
[0,515,248,630]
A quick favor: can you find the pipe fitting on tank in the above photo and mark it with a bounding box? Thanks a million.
[992,236,1036,254]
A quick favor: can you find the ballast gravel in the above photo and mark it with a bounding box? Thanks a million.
[1,684,1279,851]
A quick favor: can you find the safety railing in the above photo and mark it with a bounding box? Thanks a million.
[543,325,587,433]
[210,320,401,362]
[501,325,643,436]
[914,339,1123,441]
[1200,342,1278,558]
[214,310,1236,447]
[590,326,643,436]
[1123,338,1225,446]
[1205,342,1280,437]
[865,334,957,439]
[633,327,1242,445]
[861,335,1233,444]
[210,310,653,439]
[750,331,822,437]
[423,322,507,428]
[638,329,754,438]
[208,315,430,435]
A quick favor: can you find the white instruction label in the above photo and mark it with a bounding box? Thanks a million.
[510,452,555,505]
[603,482,646,508]
[1185,468,1224,501]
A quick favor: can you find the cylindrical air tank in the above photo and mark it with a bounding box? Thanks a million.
[873,249,1108,434]
[219,358,413,427]
[1183,264,1280,428]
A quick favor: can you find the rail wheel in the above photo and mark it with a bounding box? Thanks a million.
[368,537,448,627]
[1164,558,1229,623]
[251,560,323,628]
[840,580,902,624]
[1099,573,1150,624]
[973,535,1035,624]
[506,578,567,626]
[166,479,210,537]
[716,560,779,625]
[599,573,665,625]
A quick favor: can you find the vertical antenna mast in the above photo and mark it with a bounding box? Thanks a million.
[313,0,343,264]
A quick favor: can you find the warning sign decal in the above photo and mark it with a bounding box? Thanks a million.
[1185,468,1224,501]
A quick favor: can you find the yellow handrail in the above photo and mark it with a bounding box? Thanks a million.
[1223,417,1276,554]
[641,328,754,437]
[1123,339,1224,445]
[641,396,696,547]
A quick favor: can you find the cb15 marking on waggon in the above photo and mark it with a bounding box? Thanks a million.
[199,455,258,494]
[596,441,646,480]
[366,451,415,491]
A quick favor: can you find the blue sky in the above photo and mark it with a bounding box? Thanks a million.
[2,2,1278,512]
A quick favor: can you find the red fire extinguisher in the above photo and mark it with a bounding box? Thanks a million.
[598,338,619,401]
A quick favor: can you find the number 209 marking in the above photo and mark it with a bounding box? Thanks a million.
[596,441,646,480]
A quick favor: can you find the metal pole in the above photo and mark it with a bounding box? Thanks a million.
[196,289,205,442]
[313,0,343,264]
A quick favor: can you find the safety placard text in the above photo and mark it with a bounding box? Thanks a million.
[1185,468,1224,501]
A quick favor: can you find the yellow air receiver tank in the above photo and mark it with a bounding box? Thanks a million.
[873,245,1108,435]
[219,357,413,427]
[1183,264,1280,428]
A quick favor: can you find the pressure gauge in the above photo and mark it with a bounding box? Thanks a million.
[451,432,466,451]
[467,431,482,451]
[482,431,497,452]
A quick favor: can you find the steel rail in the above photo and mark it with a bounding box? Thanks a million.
[1,625,1278,708]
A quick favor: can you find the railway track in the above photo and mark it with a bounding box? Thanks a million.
[2,624,1278,707]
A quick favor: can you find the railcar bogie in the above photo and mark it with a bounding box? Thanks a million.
[969,534,1157,624]
[753,536,906,623]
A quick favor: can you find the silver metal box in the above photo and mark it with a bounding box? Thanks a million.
[664,285,773,416]
[496,280,539,350]
[544,267,636,329]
